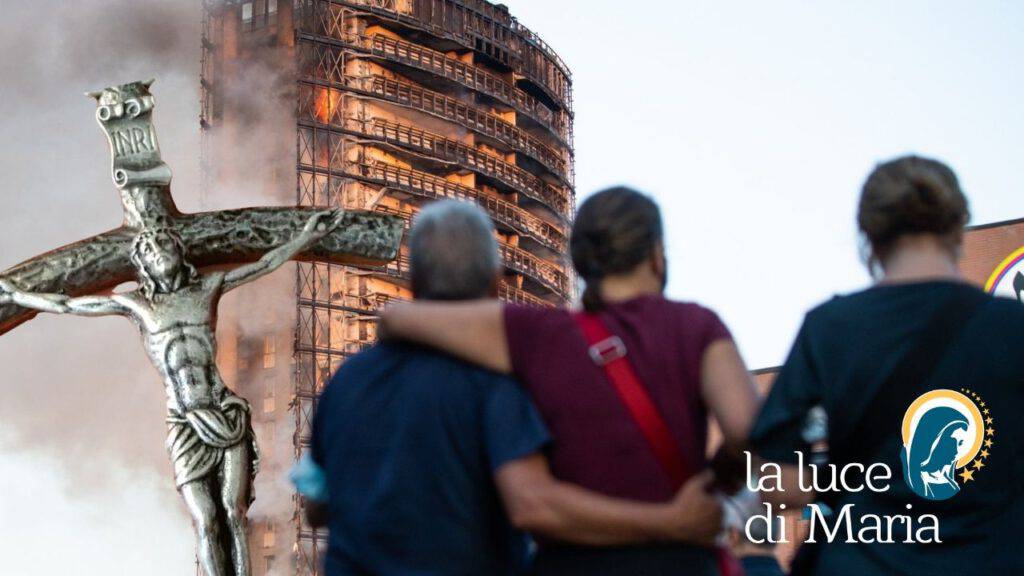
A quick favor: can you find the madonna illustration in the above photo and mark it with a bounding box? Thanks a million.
[901,389,988,501]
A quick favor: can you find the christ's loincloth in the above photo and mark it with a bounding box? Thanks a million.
[166,392,259,503]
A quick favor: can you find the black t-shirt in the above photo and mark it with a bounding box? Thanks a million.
[311,342,550,576]
[751,281,1024,575]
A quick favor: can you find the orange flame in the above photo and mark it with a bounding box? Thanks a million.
[314,88,341,124]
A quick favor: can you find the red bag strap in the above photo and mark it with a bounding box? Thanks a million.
[574,312,691,488]
[575,312,744,576]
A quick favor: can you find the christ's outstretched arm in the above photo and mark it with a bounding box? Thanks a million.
[0,279,128,317]
[222,209,346,292]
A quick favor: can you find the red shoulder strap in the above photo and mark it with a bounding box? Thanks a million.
[575,312,744,576]
[574,312,691,489]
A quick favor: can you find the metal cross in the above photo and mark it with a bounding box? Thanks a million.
[0,79,403,335]
[0,79,403,576]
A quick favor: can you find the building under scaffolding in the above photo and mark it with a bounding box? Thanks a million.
[200,1,574,573]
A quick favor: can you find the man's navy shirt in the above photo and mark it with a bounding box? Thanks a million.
[311,342,550,576]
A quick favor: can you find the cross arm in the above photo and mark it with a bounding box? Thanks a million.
[221,209,345,292]
[175,208,402,267]
[0,228,135,333]
[0,208,403,335]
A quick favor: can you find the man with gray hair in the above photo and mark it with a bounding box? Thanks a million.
[298,200,715,575]
[408,199,502,301]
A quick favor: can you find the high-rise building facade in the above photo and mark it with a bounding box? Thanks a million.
[199,1,574,574]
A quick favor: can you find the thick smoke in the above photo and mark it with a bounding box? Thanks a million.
[0,1,295,573]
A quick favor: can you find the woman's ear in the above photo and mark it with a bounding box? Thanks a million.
[650,241,667,285]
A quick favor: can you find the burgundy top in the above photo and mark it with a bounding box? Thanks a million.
[504,295,731,502]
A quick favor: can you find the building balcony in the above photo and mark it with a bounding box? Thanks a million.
[296,141,568,253]
[300,0,572,111]
[302,115,571,218]
[299,30,572,143]
[348,161,567,252]
[296,64,571,181]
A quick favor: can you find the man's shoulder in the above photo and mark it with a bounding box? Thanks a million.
[341,342,516,385]
[320,344,518,419]
[409,345,519,386]
[321,344,399,398]
[332,342,392,372]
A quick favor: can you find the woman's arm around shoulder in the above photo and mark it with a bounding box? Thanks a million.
[379,299,511,373]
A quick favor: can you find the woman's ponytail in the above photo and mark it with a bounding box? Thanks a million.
[570,187,664,311]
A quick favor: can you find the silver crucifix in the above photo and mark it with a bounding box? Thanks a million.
[0,80,403,576]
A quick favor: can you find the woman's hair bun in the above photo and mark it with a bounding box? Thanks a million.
[858,155,969,261]
[570,187,663,310]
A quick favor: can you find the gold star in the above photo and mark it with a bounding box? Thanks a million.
[988,428,995,437]
[973,459,985,470]
[986,417,994,424]
[985,438,994,448]
[981,449,990,458]
[961,469,975,482]
[984,408,990,415]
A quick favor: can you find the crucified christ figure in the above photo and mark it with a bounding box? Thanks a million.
[0,208,345,576]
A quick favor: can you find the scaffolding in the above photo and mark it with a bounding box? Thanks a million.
[200,1,574,574]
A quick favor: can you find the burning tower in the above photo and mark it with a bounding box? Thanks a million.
[199,1,574,574]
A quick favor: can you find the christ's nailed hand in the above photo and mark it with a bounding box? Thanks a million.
[0,278,14,304]
[302,208,346,240]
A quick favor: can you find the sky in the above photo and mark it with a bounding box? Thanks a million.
[509,0,1024,368]
[0,1,1022,573]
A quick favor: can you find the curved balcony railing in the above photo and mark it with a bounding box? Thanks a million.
[301,69,570,181]
[305,0,572,110]
[301,31,571,142]
[316,115,572,218]
[379,277,553,309]
[296,150,567,252]
[381,249,567,300]
[366,34,571,139]
[498,243,570,298]
[350,161,567,253]
[499,282,553,307]
[380,251,565,297]
[373,204,571,298]
[296,57,571,180]
[296,275,554,317]
[356,74,569,179]
[296,75,573,180]
[510,17,570,81]
[328,235,563,303]
[367,118,571,217]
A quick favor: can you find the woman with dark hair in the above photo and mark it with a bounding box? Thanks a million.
[751,156,1024,575]
[381,187,760,575]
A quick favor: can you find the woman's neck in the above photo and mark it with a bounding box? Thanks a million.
[879,236,962,285]
[598,271,663,303]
